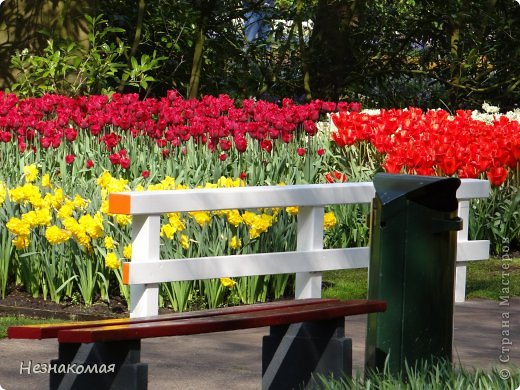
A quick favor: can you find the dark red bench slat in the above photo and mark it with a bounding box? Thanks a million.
[58,300,386,343]
[7,298,338,339]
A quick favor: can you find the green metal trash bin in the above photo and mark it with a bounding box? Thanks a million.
[365,173,463,374]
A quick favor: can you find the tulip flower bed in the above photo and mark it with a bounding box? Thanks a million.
[331,107,520,253]
[0,91,518,310]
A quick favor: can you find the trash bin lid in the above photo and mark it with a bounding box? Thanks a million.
[373,173,460,211]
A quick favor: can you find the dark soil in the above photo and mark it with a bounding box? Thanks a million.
[0,286,132,320]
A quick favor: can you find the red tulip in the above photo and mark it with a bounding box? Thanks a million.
[65,128,77,142]
[349,102,362,112]
[86,159,94,169]
[219,139,232,151]
[325,171,347,183]
[297,147,306,157]
[486,166,508,187]
[260,139,272,153]
[109,153,121,165]
[120,157,131,169]
[65,154,75,164]
[0,131,12,142]
[234,137,247,153]
[142,170,150,178]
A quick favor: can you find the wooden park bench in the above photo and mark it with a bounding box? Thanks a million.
[8,179,489,389]
[9,298,386,389]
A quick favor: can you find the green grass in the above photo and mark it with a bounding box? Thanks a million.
[0,316,61,338]
[314,359,520,389]
[466,258,520,300]
[322,258,520,300]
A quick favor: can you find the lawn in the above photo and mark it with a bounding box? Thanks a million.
[322,258,520,301]
[0,316,61,338]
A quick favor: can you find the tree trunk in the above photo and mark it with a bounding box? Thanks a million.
[308,0,362,100]
[188,0,216,98]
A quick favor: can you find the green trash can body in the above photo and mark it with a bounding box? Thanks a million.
[365,174,463,374]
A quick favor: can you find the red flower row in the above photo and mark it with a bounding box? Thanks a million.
[0,91,360,171]
[332,108,520,186]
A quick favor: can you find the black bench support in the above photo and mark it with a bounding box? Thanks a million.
[50,340,147,390]
[262,318,352,389]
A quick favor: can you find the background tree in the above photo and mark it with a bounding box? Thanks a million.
[0,0,94,87]
[2,0,519,110]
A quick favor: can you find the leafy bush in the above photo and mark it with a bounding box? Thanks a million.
[9,15,164,97]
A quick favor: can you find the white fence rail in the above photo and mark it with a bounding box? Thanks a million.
[109,179,490,318]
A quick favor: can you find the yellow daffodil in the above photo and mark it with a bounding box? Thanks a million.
[324,211,337,230]
[115,214,132,226]
[79,214,104,239]
[72,194,88,209]
[97,171,113,189]
[160,176,176,189]
[248,213,274,239]
[0,181,6,206]
[242,211,257,227]
[123,244,132,259]
[286,206,299,216]
[12,235,30,250]
[9,183,41,206]
[189,211,211,226]
[41,174,52,188]
[180,234,190,249]
[160,224,176,240]
[167,213,185,231]
[50,188,65,209]
[225,209,243,227]
[229,236,242,249]
[57,202,74,219]
[6,217,31,236]
[104,252,120,270]
[23,164,38,183]
[45,226,71,245]
[104,236,116,250]
[220,277,236,288]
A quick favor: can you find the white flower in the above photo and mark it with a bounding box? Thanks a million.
[482,102,500,114]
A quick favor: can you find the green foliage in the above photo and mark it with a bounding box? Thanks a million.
[314,359,520,389]
[470,179,520,255]
[9,15,164,97]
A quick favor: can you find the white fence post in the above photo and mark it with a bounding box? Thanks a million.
[295,206,324,298]
[130,215,161,318]
[455,200,470,303]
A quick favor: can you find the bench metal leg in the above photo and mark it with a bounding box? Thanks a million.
[262,319,352,390]
[49,341,148,390]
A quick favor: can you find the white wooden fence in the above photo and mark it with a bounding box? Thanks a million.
[108,179,490,318]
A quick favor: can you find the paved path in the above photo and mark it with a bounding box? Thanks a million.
[0,298,518,389]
